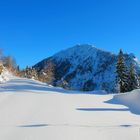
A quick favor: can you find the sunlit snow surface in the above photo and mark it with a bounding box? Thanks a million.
[0,75,140,140]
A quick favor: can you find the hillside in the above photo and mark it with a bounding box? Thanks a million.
[34,44,140,92]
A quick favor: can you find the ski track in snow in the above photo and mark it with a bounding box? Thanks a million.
[0,77,140,140]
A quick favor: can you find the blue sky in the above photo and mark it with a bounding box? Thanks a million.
[0,0,140,68]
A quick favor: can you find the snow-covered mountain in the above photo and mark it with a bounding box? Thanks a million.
[34,44,140,92]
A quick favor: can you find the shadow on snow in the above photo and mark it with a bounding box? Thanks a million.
[0,79,77,94]
[19,124,49,128]
[76,108,129,112]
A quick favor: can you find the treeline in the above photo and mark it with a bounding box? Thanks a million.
[19,66,38,80]
[116,49,139,93]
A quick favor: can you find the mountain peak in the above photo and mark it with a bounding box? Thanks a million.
[34,45,140,93]
[53,44,115,61]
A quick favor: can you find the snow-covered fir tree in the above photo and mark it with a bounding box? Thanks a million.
[128,62,139,91]
[116,49,129,93]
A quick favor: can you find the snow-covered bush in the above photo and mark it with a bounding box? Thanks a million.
[0,66,10,83]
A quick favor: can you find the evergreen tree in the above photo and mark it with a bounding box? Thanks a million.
[128,62,139,91]
[116,49,128,93]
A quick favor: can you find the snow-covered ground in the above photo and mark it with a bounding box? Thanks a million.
[0,76,140,140]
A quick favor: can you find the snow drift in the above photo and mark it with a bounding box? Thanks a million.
[106,89,140,115]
